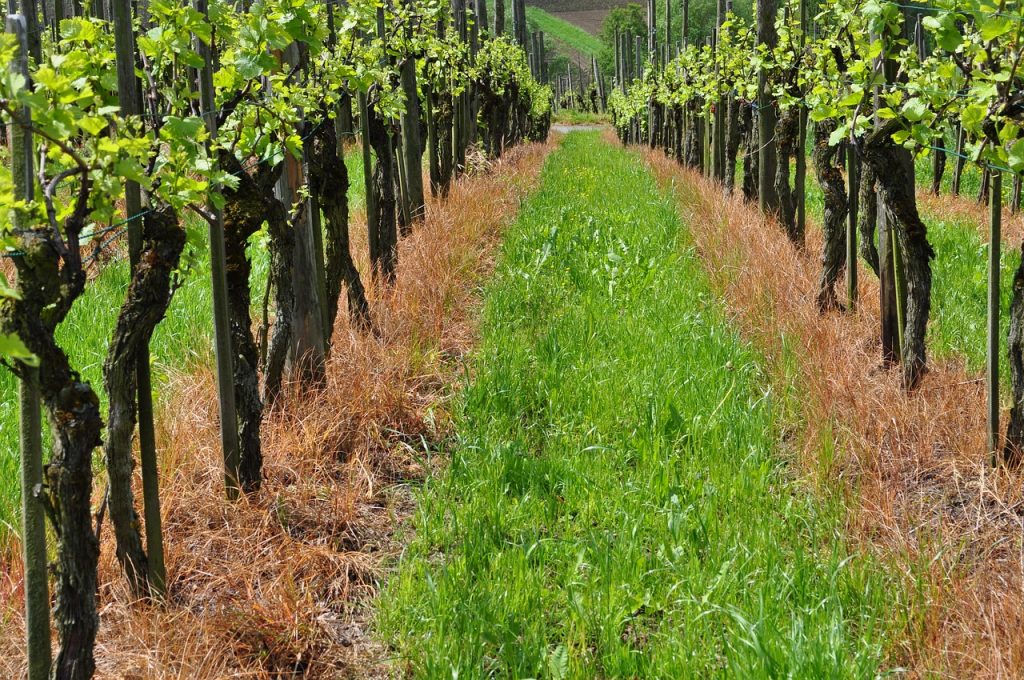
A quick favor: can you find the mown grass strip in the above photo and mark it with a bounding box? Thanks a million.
[379,132,903,677]
[525,7,603,56]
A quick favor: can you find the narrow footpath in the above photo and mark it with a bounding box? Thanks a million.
[376,133,904,678]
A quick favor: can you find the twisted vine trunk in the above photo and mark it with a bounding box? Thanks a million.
[774,106,800,247]
[220,153,272,489]
[262,172,296,407]
[724,96,742,194]
[435,91,455,198]
[103,205,185,594]
[812,121,849,312]
[684,100,703,169]
[368,107,398,283]
[2,228,101,680]
[858,157,881,276]
[930,141,946,195]
[740,101,758,203]
[673,105,684,164]
[1004,248,1024,464]
[308,120,371,332]
[863,119,935,389]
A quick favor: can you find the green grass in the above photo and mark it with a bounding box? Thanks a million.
[525,6,603,57]
[378,132,904,677]
[553,110,610,126]
[0,148,368,546]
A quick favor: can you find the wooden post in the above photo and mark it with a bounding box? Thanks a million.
[635,35,642,80]
[512,0,525,48]
[647,0,656,56]
[195,0,241,499]
[990,170,1002,462]
[276,43,327,383]
[475,0,487,40]
[682,0,689,47]
[8,15,51,679]
[756,0,780,216]
[400,0,425,222]
[876,25,901,366]
[952,125,966,195]
[664,0,671,51]
[112,0,165,595]
[794,0,807,237]
[847,146,859,309]
[17,0,40,63]
[713,0,726,183]
[494,0,504,36]
[359,86,377,245]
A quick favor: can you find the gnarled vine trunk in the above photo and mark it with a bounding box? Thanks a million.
[774,106,800,247]
[1004,246,1024,465]
[368,107,398,283]
[858,157,880,276]
[740,101,758,203]
[220,153,273,488]
[308,120,371,332]
[684,100,704,169]
[2,227,101,680]
[724,96,742,195]
[863,119,935,389]
[103,205,185,594]
[261,169,296,408]
[812,121,849,312]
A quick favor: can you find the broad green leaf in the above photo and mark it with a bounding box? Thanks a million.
[0,333,38,367]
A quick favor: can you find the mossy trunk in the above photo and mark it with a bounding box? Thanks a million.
[221,153,271,489]
[103,205,185,594]
[2,227,101,680]
[858,157,880,276]
[1004,247,1024,464]
[864,119,935,389]
[812,121,849,312]
[774,106,800,247]
[308,117,371,332]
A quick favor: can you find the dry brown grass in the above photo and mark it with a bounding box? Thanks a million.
[0,139,554,679]
[642,148,1024,679]
[918,189,1024,245]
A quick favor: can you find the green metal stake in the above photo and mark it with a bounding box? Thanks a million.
[194,0,241,499]
[112,0,166,596]
[8,13,51,679]
[990,170,1002,463]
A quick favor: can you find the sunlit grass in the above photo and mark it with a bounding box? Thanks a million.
[378,132,903,678]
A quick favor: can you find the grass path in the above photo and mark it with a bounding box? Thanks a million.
[378,133,903,677]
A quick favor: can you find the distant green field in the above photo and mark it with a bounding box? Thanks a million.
[525,7,603,56]
[529,0,626,10]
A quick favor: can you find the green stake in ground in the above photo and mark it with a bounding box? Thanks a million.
[8,15,51,680]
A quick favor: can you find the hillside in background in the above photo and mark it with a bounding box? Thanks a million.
[529,0,632,35]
